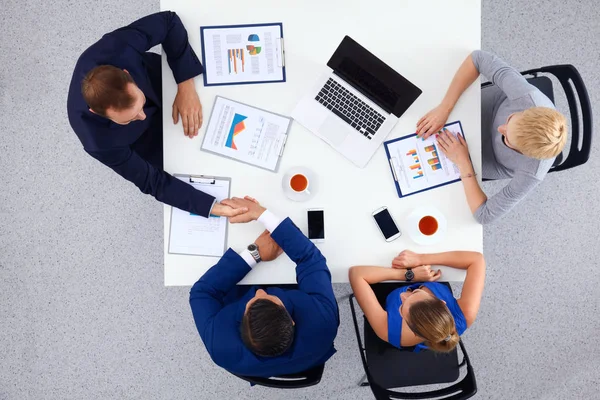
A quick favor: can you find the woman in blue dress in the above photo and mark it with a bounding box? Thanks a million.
[349,250,485,352]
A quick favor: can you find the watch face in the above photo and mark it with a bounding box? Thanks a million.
[248,244,258,252]
[406,270,415,281]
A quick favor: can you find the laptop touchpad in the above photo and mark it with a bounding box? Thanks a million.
[319,116,350,146]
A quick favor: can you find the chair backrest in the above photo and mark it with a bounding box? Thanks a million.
[482,64,593,173]
[232,363,325,389]
[349,283,477,399]
[522,65,593,172]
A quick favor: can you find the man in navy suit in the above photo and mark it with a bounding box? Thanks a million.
[189,196,339,377]
[67,12,245,218]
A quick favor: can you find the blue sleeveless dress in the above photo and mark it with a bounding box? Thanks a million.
[385,282,467,352]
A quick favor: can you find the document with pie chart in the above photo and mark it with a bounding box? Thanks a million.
[201,96,292,171]
[200,23,285,86]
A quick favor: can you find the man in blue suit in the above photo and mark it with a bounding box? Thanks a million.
[189,196,339,377]
[67,12,245,218]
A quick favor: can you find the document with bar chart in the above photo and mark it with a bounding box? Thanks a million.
[200,23,285,86]
[384,121,465,198]
[201,96,292,171]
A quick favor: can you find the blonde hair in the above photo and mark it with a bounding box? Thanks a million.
[406,298,460,353]
[511,107,568,159]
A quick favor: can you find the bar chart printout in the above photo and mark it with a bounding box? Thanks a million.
[385,121,465,196]
[406,149,424,179]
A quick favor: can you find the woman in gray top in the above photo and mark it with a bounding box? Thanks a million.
[417,50,567,224]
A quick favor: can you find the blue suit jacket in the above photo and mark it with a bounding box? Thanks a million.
[189,218,339,377]
[67,12,215,217]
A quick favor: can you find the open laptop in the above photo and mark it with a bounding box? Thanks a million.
[292,36,422,168]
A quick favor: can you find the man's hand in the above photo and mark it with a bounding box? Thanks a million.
[255,230,283,262]
[210,202,248,218]
[416,104,451,138]
[172,79,203,138]
[412,265,442,282]
[392,250,423,269]
[436,128,472,170]
[221,196,266,224]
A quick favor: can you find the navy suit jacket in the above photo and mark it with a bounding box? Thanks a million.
[189,218,339,377]
[67,12,215,217]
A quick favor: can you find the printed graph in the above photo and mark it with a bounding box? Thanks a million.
[246,33,262,55]
[227,49,245,74]
[406,149,424,179]
[225,113,247,150]
[424,144,442,171]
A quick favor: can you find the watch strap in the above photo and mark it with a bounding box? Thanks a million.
[248,243,261,263]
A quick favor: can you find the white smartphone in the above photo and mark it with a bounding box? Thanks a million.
[372,207,402,242]
[307,209,325,243]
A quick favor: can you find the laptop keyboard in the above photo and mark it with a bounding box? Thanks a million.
[315,78,386,140]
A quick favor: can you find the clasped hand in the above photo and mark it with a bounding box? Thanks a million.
[210,196,263,220]
[392,250,441,281]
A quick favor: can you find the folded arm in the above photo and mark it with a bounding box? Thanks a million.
[264,213,339,326]
[348,267,407,341]
[216,198,339,327]
[417,252,486,327]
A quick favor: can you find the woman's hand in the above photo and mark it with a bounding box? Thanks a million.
[412,265,442,282]
[416,104,451,138]
[392,250,423,269]
[436,128,472,170]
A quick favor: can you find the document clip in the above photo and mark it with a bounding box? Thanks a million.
[277,38,285,68]
[190,176,216,184]
[279,135,288,157]
[389,158,399,182]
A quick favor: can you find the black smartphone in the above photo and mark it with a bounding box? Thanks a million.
[307,209,325,242]
[372,206,402,241]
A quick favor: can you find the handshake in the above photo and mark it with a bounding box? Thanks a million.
[211,195,266,223]
[212,196,283,262]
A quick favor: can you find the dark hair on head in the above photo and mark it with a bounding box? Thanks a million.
[405,297,460,353]
[81,65,136,116]
[241,299,294,357]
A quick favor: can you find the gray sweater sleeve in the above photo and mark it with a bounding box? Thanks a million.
[474,173,541,224]
[472,50,536,100]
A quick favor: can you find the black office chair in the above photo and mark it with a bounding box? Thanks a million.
[232,363,325,389]
[481,64,593,175]
[349,283,477,400]
[229,283,325,389]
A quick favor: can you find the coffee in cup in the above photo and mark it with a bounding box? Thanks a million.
[418,215,438,236]
[290,173,310,194]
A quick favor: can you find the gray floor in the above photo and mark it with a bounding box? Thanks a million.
[1,0,599,399]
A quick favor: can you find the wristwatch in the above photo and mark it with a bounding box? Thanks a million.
[405,268,415,282]
[247,243,261,263]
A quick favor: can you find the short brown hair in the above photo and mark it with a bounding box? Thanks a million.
[406,297,460,353]
[240,299,294,357]
[81,65,135,116]
[512,107,568,159]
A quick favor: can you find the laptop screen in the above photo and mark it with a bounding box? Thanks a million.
[327,36,422,117]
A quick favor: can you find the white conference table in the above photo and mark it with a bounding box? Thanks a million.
[161,0,482,286]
